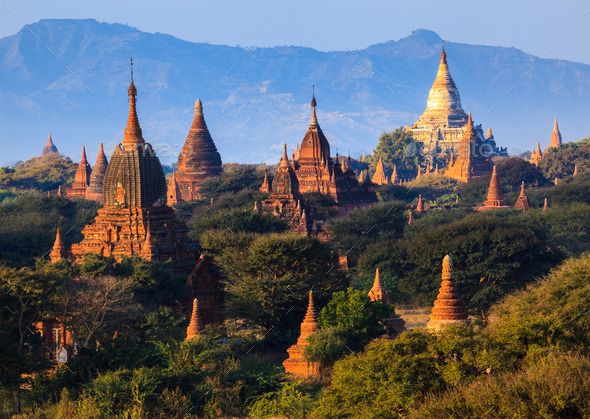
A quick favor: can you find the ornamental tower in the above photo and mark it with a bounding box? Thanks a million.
[175,99,223,201]
[70,61,194,268]
[426,255,469,331]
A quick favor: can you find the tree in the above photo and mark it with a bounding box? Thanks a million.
[369,127,423,179]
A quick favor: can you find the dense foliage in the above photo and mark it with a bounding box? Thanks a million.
[369,127,423,178]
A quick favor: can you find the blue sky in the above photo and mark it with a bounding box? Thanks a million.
[1,0,589,63]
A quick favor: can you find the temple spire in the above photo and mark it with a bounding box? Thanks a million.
[259,164,270,193]
[310,86,318,127]
[43,132,58,155]
[50,220,67,263]
[368,268,389,303]
[280,144,290,169]
[122,57,144,147]
[514,181,530,212]
[549,116,562,148]
[185,298,203,341]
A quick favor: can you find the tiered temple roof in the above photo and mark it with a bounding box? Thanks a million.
[514,181,530,212]
[477,165,510,211]
[42,132,58,155]
[86,143,109,203]
[70,63,194,269]
[444,113,493,182]
[174,99,223,201]
[283,290,320,378]
[426,255,469,331]
[67,146,92,198]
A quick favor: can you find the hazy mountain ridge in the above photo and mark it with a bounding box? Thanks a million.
[0,19,588,164]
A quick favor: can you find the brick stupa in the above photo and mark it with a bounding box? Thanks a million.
[49,221,67,263]
[174,99,223,202]
[185,297,203,341]
[426,255,469,331]
[259,164,271,193]
[42,132,58,155]
[415,194,425,214]
[547,116,563,150]
[368,268,405,334]
[67,146,92,199]
[444,113,493,183]
[86,143,109,203]
[283,290,320,378]
[529,142,543,166]
[477,165,510,211]
[514,181,530,212]
[70,62,194,269]
[372,157,389,185]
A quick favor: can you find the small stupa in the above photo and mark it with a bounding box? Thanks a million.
[477,165,510,211]
[185,298,203,341]
[390,165,399,185]
[514,181,530,212]
[573,164,579,177]
[86,143,109,203]
[259,164,271,193]
[408,210,413,225]
[415,194,425,213]
[548,116,563,149]
[426,255,469,331]
[543,197,549,211]
[283,290,320,378]
[371,157,389,185]
[67,146,92,198]
[49,221,68,263]
[368,268,405,334]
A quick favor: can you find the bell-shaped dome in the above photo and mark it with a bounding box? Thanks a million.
[416,47,468,128]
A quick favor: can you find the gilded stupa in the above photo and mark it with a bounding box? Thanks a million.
[410,47,504,160]
[174,99,223,202]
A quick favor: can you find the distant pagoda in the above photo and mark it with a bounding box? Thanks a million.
[67,146,92,199]
[173,99,223,203]
[547,117,563,150]
[49,221,67,263]
[185,298,203,341]
[409,47,504,162]
[514,181,530,212]
[42,132,58,155]
[371,157,389,185]
[444,113,493,182]
[477,165,510,211]
[70,62,194,269]
[283,290,320,378]
[86,143,109,203]
[426,255,469,331]
[529,142,543,166]
[368,268,405,334]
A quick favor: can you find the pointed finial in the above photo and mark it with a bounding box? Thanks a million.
[130,57,134,82]
[195,98,203,114]
[80,145,87,162]
[280,144,290,168]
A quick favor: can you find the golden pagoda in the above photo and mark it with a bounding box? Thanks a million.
[477,165,510,211]
[371,157,389,185]
[514,181,530,212]
[426,255,469,331]
[283,290,320,378]
[67,146,92,198]
[174,99,223,201]
[86,143,108,203]
[444,113,493,182]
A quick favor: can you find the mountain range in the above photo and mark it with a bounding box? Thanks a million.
[0,18,589,165]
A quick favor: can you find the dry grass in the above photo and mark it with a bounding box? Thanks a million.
[397,307,431,329]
